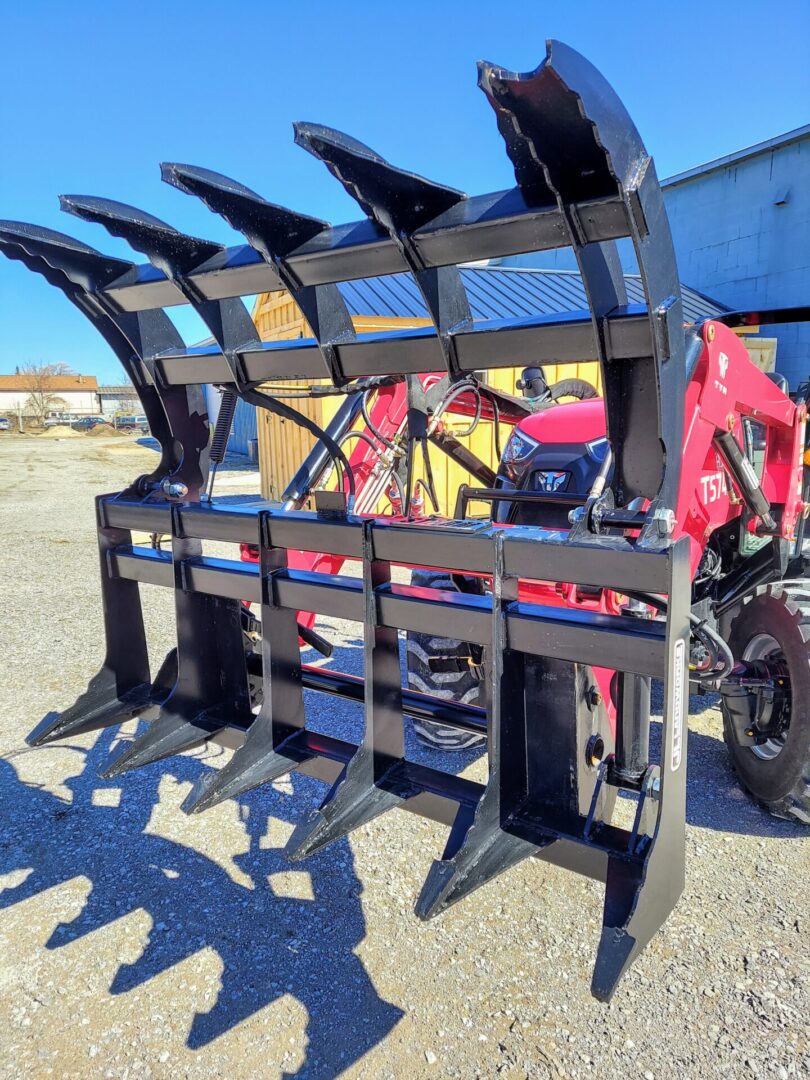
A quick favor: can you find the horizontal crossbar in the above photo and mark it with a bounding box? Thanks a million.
[108,551,668,677]
[151,307,652,385]
[103,191,632,312]
[99,499,676,594]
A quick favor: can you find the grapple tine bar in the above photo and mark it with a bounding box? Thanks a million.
[59,195,261,365]
[181,512,308,813]
[479,41,686,527]
[286,521,417,859]
[416,531,543,916]
[293,123,473,381]
[99,506,253,778]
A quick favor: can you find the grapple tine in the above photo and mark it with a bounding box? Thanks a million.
[292,124,466,233]
[161,162,356,385]
[293,123,472,384]
[180,736,305,814]
[27,673,154,748]
[99,706,224,780]
[285,752,414,861]
[0,219,133,288]
[286,521,415,860]
[60,194,261,363]
[159,163,329,257]
[415,817,546,919]
[59,195,223,272]
[478,40,686,526]
[182,508,312,814]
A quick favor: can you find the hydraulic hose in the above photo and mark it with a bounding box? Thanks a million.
[237,386,357,511]
[624,590,735,682]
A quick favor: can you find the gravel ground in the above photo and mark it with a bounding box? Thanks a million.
[0,433,807,1080]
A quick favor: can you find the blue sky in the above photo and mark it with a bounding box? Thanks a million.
[1,0,809,383]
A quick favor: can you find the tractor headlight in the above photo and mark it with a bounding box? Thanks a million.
[586,437,610,462]
[502,428,541,464]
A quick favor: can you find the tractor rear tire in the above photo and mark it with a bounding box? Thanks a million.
[723,585,810,824]
[406,569,486,751]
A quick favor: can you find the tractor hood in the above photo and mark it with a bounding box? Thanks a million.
[517,397,606,445]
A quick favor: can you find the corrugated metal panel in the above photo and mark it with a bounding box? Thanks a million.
[336,266,726,323]
[245,267,726,468]
[230,397,258,457]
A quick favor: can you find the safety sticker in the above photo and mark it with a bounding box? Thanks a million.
[671,638,686,771]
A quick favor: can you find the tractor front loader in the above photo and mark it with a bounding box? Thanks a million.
[2,40,808,1002]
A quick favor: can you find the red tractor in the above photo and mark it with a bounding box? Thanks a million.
[2,40,808,1001]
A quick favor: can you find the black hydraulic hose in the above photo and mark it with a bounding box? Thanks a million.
[624,590,735,682]
[338,429,387,456]
[361,388,397,450]
[431,381,481,438]
[237,386,356,510]
[256,374,404,399]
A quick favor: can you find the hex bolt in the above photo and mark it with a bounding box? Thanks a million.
[707,323,716,343]
[162,479,189,498]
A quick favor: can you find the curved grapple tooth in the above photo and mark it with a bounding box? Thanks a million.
[59,194,222,273]
[477,39,646,206]
[0,219,132,290]
[293,122,466,233]
[161,162,328,259]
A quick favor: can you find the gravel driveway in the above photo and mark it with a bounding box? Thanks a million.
[0,434,807,1080]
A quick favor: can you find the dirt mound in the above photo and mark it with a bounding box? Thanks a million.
[36,425,81,438]
[85,423,124,437]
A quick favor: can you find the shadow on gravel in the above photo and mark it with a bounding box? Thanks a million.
[0,633,484,1077]
[3,635,802,1076]
[0,733,401,1077]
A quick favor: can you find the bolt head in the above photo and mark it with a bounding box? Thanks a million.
[162,479,188,498]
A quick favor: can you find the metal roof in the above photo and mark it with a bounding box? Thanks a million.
[662,124,810,189]
[336,265,727,324]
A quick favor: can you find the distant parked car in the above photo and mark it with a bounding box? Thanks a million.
[0,417,10,432]
[115,414,149,433]
[71,416,106,431]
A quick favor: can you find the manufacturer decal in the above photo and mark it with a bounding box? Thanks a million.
[718,352,729,379]
[536,470,569,492]
[671,638,686,771]
[700,471,726,504]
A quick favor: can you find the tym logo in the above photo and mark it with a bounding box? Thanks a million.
[718,352,729,379]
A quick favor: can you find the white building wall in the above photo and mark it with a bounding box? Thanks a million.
[0,389,99,414]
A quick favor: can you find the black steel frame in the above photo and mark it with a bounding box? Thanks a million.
[1,40,695,999]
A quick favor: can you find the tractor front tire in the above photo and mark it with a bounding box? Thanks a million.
[406,570,486,751]
[723,585,810,824]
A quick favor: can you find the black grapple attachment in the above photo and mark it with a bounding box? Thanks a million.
[1,41,691,1000]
